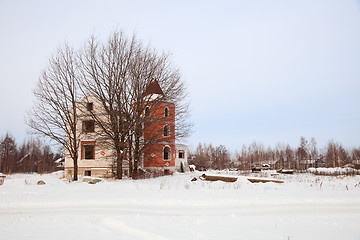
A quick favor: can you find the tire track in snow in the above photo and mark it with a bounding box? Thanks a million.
[102,218,174,240]
[0,198,359,217]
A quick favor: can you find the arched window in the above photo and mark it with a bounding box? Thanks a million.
[145,106,150,117]
[163,125,170,137]
[164,107,169,117]
[163,146,171,161]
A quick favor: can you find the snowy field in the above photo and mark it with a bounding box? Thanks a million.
[1,170,360,240]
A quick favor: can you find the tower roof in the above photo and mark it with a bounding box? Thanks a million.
[144,79,164,96]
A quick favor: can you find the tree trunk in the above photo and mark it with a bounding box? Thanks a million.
[116,153,122,179]
[128,135,133,178]
[133,138,140,179]
[116,143,124,179]
[73,153,78,181]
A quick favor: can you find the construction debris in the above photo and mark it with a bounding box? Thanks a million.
[277,169,294,174]
[247,178,284,183]
[199,174,238,183]
[37,180,46,185]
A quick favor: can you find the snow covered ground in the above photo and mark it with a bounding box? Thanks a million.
[1,170,360,240]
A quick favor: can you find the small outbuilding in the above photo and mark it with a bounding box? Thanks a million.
[175,144,190,173]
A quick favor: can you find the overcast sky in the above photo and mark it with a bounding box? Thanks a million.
[0,0,359,152]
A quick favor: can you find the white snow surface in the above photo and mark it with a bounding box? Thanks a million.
[0,170,360,240]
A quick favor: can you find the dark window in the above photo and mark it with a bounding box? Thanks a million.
[84,170,91,176]
[82,120,95,133]
[164,107,169,117]
[83,144,95,160]
[164,146,171,161]
[163,125,170,137]
[145,106,150,117]
[87,102,93,111]
[178,151,184,159]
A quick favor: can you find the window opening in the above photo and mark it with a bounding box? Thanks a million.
[145,106,150,117]
[163,125,170,137]
[82,143,95,160]
[84,170,91,176]
[82,120,95,133]
[87,102,93,111]
[178,151,184,159]
[164,107,169,117]
[163,146,171,161]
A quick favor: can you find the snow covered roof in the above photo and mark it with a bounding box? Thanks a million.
[55,158,64,163]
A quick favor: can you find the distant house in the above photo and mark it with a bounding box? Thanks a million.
[314,159,326,168]
[55,158,65,170]
[299,159,326,169]
[299,159,317,169]
[64,79,188,178]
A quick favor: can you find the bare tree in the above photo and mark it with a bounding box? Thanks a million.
[189,143,212,170]
[336,143,349,166]
[213,145,230,169]
[78,32,162,179]
[240,145,249,170]
[274,143,286,169]
[285,144,294,169]
[308,137,320,168]
[129,51,192,177]
[0,133,17,174]
[325,140,337,167]
[296,136,308,169]
[26,44,81,180]
[78,31,192,179]
[351,146,360,167]
[78,33,137,179]
[189,143,231,170]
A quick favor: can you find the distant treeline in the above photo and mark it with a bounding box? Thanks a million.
[189,137,360,170]
[0,133,62,174]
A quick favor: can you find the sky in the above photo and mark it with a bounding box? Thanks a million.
[0,0,359,152]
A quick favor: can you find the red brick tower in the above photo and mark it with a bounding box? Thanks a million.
[142,79,175,173]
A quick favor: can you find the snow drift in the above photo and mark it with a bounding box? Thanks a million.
[0,170,359,240]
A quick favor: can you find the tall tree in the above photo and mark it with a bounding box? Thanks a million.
[309,137,318,161]
[326,140,337,167]
[78,33,136,179]
[26,44,81,180]
[214,145,230,169]
[351,147,360,166]
[126,46,187,178]
[285,144,294,169]
[296,136,308,169]
[0,133,17,174]
[337,143,349,166]
[79,31,191,179]
[189,143,211,170]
